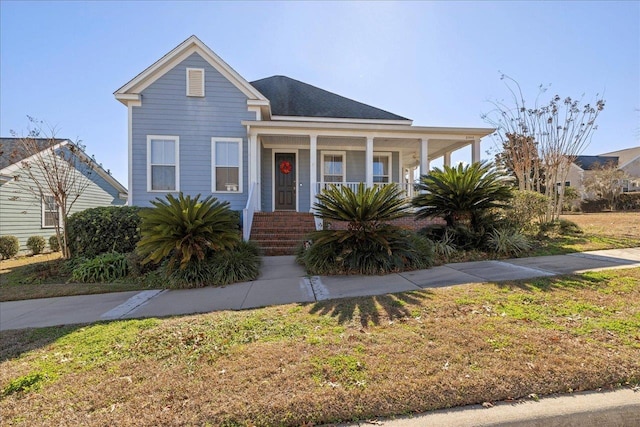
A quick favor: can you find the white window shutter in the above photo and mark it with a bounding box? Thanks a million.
[187,68,204,97]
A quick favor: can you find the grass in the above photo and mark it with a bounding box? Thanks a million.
[0,254,152,302]
[1,268,638,426]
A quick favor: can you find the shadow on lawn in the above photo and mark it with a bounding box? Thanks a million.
[309,290,433,327]
[0,324,85,363]
[495,272,604,293]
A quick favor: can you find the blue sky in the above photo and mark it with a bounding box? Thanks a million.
[1,1,638,186]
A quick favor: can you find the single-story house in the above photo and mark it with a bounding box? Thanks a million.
[564,146,640,199]
[0,138,128,253]
[114,35,493,245]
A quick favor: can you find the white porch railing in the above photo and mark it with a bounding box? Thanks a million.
[316,182,415,199]
[242,182,259,241]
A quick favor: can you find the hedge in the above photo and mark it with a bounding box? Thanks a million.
[67,206,143,258]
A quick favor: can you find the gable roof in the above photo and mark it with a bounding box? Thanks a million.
[0,137,66,169]
[599,146,640,167]
[0,137,127,195]
[573,155,619,170]
[114,35,267,104]
[250,75,410,122]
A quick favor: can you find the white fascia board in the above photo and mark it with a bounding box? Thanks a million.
[270,115,414,126]
[114,35,267,102]
[115,93,142,106]
[241,120,495,138]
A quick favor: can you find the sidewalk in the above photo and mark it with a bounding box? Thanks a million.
[1,247,639,331]
[337,387,640,427]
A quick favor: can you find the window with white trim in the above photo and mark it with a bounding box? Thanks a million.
[322,151,345,183]
[186,68,205,97]
[212,138,242,192]
[147,136,179,191]
[42,195,60,228]
[373,153,392,183]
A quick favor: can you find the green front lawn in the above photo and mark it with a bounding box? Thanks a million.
[2,268,638,425]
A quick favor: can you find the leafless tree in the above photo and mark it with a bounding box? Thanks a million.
[483,74,605,220]
[9,117,94,258]
[582,160,629,211]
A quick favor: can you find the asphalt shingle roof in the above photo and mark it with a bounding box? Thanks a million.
[250,75,410,121]
[0,138,66,170]
[573,155,619,170]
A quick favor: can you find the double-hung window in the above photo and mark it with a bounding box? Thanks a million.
[212,138,242,192]
[322,151,345,183]
[373,153,392,183]
[42,195,60,228]
[147,136,179,191]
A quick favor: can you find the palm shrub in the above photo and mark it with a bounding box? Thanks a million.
[412,161,513,231]
[301,183,432,274]
[137,193,240,272]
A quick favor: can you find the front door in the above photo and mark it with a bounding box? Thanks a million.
[275,152,296,210]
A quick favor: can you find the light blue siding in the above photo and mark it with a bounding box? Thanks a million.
[131,52,254,210]
[0,150,125,253]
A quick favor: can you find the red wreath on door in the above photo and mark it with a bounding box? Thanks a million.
[279,160,292,175]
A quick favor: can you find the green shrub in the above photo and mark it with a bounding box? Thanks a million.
[486,228,531,256]
[412,161,513,231]
[0,235,20,259]
[300,230,433,275]
[137,193,240,272]
[67,206,142,258]
[163,241,261,289]
[508,190,548,231]
[538,219,583,237]
[125,251,158,278]
[26,236,46,255]
[208,241,261,285]
[163,259,214,289]
[616,193,640,211]
[71,252,129,283]
[303,183,430,275]
[431,230,457,258]
[49,235,61,252]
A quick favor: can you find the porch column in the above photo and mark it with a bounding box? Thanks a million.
[419,138,430,177]
[472,138,482,164]
[365,136,374,187]
[444,151,451,167]
[309,134,317,210]
[248,132,260,209]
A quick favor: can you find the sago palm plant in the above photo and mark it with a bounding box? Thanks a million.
[304,183,431,274]
[412,161,513,231]
[136,193,240,271]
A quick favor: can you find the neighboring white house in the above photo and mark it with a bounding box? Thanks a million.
[0,138,128,252]
[114,35,494,240]
[564,146,640,200]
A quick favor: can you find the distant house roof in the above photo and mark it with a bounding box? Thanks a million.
[250,75,410,121]
[0,137,127,195]
[0,137,66,169]
[573,155,619,170]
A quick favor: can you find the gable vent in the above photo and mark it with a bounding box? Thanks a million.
[186,68,205,97]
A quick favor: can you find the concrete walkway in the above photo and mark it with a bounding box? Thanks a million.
[1,247,639,331]
[338,387,640,427]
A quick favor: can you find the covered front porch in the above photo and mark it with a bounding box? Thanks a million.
[241,120,492,239]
